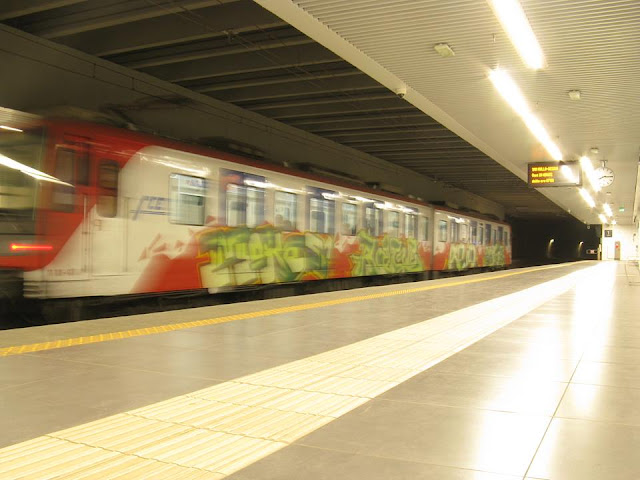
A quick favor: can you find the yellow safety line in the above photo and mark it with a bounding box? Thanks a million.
[0,263,580,357]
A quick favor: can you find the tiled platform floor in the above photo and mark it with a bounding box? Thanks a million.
[2,261,638,479]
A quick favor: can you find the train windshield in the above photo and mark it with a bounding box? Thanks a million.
[0,127,45,234]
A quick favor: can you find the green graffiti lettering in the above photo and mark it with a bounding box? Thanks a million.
[197,225,430,287]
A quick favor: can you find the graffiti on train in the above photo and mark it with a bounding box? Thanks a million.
[196,225,431,287]
[444,243,507,270]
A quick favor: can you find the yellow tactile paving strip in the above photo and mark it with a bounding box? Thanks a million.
[0,262,578,357]
[0,263,603,479]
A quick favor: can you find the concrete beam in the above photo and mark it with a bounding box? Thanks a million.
[23,0,239,39]
[143,43,340,83]
[213,74,378,103]
[242,92,392,112]
[272,104,415,121]
[112,33,313,69]
[193,69,362,94]
[56,1,282,56]
[0,0,87,21]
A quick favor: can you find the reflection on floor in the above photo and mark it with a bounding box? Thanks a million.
[2,262,639,479]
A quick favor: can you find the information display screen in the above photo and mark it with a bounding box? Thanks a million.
[527,162,581,187]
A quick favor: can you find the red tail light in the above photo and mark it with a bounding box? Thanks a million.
[10,243,53,252]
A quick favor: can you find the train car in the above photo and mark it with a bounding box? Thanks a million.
[432,208,512,272]
[0,108,510,303]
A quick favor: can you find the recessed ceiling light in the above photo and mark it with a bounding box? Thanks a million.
[434,43,455,57]
[590,147,599,154]
[568,90,581,100]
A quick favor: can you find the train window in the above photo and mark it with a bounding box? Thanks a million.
[388,211,400,237]
[76,149,90,186]
[225,184,264,227]
[341,203,357,235]
[423,216,430,241]
[97,161,119,218]
[478,223,484,245]
[274,191,296,230]
[505,231,509,245]
[405,214,418,239]
[470,221,478,245]
[438,220,448,242]
[485,224,492,245]
[309,197,334,234]
[52,148,75,212]
[169,174,206,226]
[460,223,469,243]
[246,186,264,227]
[220,169,265,228]
[497,226,504,245]
[450,221,459,243]
[226,184,244,227]
[365,205,383,236]
[0,127,43,219]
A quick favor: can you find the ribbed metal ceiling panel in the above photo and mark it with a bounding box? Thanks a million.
[292,0,640,223]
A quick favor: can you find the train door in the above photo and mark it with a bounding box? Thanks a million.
[45,138,91,285]
[90,157,124,277]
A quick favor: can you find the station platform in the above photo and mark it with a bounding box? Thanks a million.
[1,261,638,479]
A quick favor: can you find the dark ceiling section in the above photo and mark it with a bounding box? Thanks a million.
[1,0,567,218]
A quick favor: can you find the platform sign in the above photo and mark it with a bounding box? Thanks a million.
[527,162,581,187]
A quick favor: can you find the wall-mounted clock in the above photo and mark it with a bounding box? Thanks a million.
[594,166,614,187]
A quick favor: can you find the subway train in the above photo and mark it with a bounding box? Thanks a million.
[0,108,511,303]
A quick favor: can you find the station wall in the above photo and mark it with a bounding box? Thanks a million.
[601,225,637,261]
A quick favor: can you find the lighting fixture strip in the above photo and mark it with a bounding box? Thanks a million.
[579,156,601,192]
[579,188,596,208]
[489,69,562,161]
[488,0,545,70]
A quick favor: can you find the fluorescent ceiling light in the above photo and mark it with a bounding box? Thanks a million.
[489,69,562,160]
[560,165,578,184]
[488,0,545,69]
[598,213,607,224]
[579,156,601,192]
[579,188,595,208]
[0,153,71,186]
[603,203,613,217]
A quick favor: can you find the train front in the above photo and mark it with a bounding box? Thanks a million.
[0,109,49,303]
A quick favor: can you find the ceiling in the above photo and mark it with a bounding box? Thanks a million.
[3,0,637,223]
